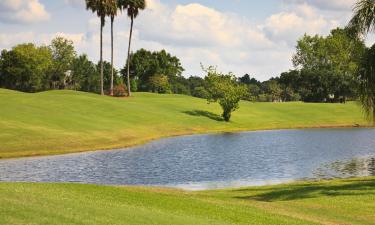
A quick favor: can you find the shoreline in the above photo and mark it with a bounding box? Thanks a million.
[1,123,373,160]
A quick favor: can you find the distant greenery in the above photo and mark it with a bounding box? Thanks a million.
[1,177,374,225]
[0,37,124,94]
[0,27,372,106]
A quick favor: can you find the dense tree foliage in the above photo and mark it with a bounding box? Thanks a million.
[0,37,123,94]
[0,44,52,92]
[123,49,184,92]
[204,66,246,121]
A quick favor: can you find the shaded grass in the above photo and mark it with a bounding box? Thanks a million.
[1,177,374,225]
[0,88,370,158]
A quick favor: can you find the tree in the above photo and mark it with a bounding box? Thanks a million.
[358,44,375,121]
[86,0,111,95]
[97,60,121,92]
[118,0,146,97]
[292,28,366,102]
[348,0,375,37]
[122,49,184,92]
[204,66,246,122]
[348,0,375,120]
[48,37,76,89]
[0,44,52,92]
[70,54,99,92]
[107,0,118,96]
[149,74,171,93]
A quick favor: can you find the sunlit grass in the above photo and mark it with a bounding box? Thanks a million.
[1,177,374,225]
[0,88,370,158]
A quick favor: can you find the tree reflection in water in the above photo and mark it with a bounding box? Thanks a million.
[314,157,375,178]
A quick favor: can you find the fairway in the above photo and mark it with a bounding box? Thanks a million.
[0,88,370,158]
[1,177,374,225]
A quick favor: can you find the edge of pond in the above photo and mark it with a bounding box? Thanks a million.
[1,123,373,160]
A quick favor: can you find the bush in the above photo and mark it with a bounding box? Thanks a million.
[192,86,209,99]
[113,84,127,97]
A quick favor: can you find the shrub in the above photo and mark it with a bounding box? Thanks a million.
[113,84,127,97]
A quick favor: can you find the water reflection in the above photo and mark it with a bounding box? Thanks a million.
[314,157,375,178]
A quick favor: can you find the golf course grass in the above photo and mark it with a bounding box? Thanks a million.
[1,177,374,225]
[0,88,371,158]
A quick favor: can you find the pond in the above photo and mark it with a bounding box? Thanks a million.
[1,128,375,190]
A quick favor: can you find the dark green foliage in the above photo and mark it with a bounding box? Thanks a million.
[48,37,76,89]
[358,44,375,121]
[70,54,99,93]
[0,43,52,92]
[123,49,184,92]
[205,66,246,121]
[148,74,171,94]
[97,60,122,93]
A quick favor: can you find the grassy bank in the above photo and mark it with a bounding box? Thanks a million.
[0,88,370,158]
[1,177,374,225]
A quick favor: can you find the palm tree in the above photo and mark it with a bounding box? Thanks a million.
[107,0,118,96]
[118,0,146,96]
[347,0,375,121]
[86,0,110,95]
[348,0,375,37]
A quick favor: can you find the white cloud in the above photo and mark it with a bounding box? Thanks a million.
[0,0,50,24]
[263,4,339,46]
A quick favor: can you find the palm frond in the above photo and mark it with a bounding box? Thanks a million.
[348,0,375,37]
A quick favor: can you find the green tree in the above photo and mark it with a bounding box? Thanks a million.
[348,0,375,36]
[118,0,146,97]
[70,54,99,93]
[97,60,121,92]
[292,28,366,102]
[149,74,171,93]
[204,66,246,122]
[0,44,52,92]
[358,44,375,120]
[86,0,111,95]
[48,37,76,89]
[107,0,118,96]
[348,0,375,120]
[122,49,184,92]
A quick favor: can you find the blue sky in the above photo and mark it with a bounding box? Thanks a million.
[0,0,373,80]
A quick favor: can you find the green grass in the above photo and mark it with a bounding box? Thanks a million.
[1,177,374,225]
[0,88,370,158]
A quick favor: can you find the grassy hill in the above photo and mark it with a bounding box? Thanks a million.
[1,177,374,225]
[0,88,370,158]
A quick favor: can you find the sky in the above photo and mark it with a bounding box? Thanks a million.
[0,0,374,80]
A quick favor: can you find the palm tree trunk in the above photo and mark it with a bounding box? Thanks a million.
[100,18,104,96]
[110,16,114,96]
[126,16,134,97]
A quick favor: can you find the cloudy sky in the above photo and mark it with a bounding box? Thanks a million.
[0,0,373,80]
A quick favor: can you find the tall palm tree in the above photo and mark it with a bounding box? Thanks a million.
[107,0,118,96]
[347,0,375,121]
[118,0,146,96]
[348,0,375,36]
[86,0,110,95]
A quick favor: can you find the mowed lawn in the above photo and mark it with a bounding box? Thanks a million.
[0,88,370,158]
[1,177,374,225]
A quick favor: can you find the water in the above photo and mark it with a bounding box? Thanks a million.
[1,128,375,190]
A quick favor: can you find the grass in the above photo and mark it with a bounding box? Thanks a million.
[1,177,374,225]
[0,88,370,158]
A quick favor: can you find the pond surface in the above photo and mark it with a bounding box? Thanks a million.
[1,128,375,190]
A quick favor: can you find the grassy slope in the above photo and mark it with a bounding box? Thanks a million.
[1,177,374,225]
[0,88,370,158]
